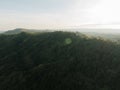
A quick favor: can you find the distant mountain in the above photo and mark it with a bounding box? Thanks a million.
[0,31,5,33]
[81,32,120,42]
[3,28,120,42]
[3,28,51,35]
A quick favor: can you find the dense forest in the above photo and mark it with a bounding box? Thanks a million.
[0,31,120,90]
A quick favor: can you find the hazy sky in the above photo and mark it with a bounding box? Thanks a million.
[1,0,120,31]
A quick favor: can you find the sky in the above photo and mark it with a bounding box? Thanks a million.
[1,0,120,31]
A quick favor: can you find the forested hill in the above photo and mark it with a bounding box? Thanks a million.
[0,31,120,90]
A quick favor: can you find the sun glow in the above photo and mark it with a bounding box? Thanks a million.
[89,0,120,24]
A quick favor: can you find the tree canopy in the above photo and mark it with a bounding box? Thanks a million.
[0,31,120,90]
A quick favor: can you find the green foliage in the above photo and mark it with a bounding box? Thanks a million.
[0,31,120,90]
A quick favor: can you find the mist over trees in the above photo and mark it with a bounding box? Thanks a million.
[0,31,120,90]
